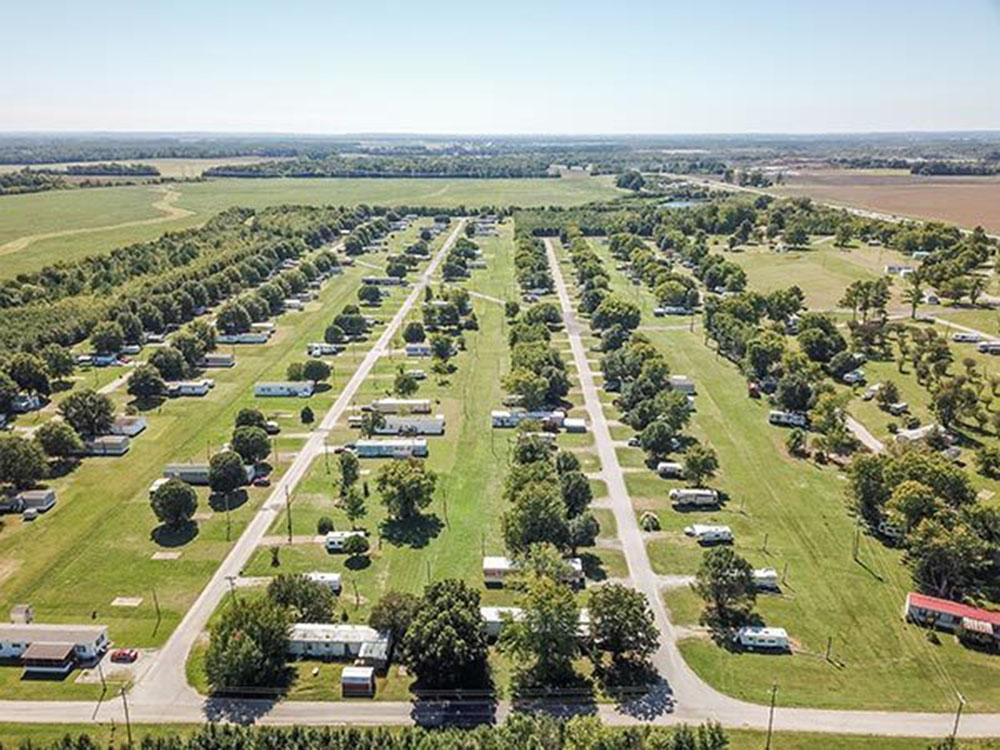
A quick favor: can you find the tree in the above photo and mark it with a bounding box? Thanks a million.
[116,313,144,345]
[555,450,581,475]
[90,321,125,355]
[34,420,83,462]
[342,533,370,559]
[0,371,16,414]
[267,573,335,623]
[338,450,360,492]
[567,512,599,554]
[592,296,641,332]
[376,458,437,519]
[231,425,271,465]
[150,478,198,528]
[209,450,248,496]
[430,333,454,360]
[216,301,251,334]
[884,480,943,535]
[502,369,549,410]
[204,597,290,691]
[235,408,267,430]
[693,547,756,626]
[683,444,719,487]
[149,346,188,380]
[906,518,991,600]
[393,367,419,397]
[302,359,331,383]
[500,574,579,686]
[127,364,166,401]
[876,380,901,411]
[402,321,426,343]
[300,405,314,424]
[588,583,658,668]
[341,486,366,529]
[59,389,114,437]
[171,331,206,371]
[286,362,305,381]
[359,410,385,438]
[40,344,75,382]
[401,579,488,688]
[785,428,808,457]
[639,420,677,459]
[358,284,382,305]
[369,590,420,647]
[323,323,346,345]
[7,353,50,396]
[559,470,593,517]
[616,170,645,191]
[974,445,1000,479]
[502,482,569,553]
[0,435,48,489]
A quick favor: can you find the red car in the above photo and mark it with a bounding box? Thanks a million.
[110,648,138,663]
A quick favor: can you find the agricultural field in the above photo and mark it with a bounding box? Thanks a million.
[0,220,447,698]
[772,168,1000,234]
[184,222,626,702]
[0,175,620,279]
[0,156,292,179]
[568,238,1000,713]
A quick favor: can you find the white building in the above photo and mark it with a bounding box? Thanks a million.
[370,398,432,414]
[164,462,254,486]
[324,530,367,552]
[684,524,733,544]
[0,623,109,675]
[287,623,390,660]
[82,435,130,456]
[217,332,270,345]
[353,438,428,459]
[768,410,808,428]
[736,626,789,651]
[341,665,376,697]
[166,379,214,397]
[305,571,342,593]
[482,555,583,586]
[307,343,343,357]
[111,415,147,437]
[254,381,315,398]
[200,353,236,368]
[405,343,432,357]
[490,409,566,429]
[375,415,446,436]
[753,568,780,590]
[563,418,587,433]
[16,489,57,513]
[669,375,696,395]
[656,462,684,478]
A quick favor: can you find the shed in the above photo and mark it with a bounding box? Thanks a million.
[341,666,376,697]
[17,489,56,512]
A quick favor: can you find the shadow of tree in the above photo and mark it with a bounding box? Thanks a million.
[578,552,608,582]
[47,459,81,479]
[380,513,443,548]
[209,489,249,513]
[131,396,167,412]
[345,554,372,571]
[151,520,199,547]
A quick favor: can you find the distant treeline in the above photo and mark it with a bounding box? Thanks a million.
[910,160,1000,176]
[0,169,67,195]
[832,155,1000,176]
[0,164,162,196]
[37,162,161,176]
[204,154,558,179]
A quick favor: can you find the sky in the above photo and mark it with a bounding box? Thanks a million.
[3,0,1000,135]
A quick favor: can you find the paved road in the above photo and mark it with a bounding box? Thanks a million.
[128,219,466,708]
[2,227,999,738]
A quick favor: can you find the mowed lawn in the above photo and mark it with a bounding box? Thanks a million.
[577,239,1000,712]
[0,176,621,278]
[187,223,625,701]
[0,222,446,700]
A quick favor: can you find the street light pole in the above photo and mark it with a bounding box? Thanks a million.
[119,687,133,746]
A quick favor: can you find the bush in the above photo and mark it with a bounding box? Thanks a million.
[301,406,314,424]
[317,516,334,534]
[640,512,660,532]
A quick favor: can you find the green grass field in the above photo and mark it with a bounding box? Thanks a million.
[569,239,1000,713]
[0,222,449,699]
[0,176,620,278]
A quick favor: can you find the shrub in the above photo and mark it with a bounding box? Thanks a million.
[640,512,660,532]
[317,516,334,534]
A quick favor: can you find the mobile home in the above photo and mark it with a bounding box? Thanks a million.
[903,592,1000,642]
[254,381,315,398]
[82,435,130,456]
[217,332,270,345]
[0,623,108,675]
[375,414,446,436]
[669,488,719,507]
[370,398,432,414]
[164,462,255,486]
[656,462,684,478]
[111,415,147,437]
[684,524,733,544]
[166,379,213,397]
[768,410,808,428]
[490,409,566,429]
[736,626,789,651]
[199,353,236,368]
[405,343,432,357]
[305,571,343,593]
[307,342,343,357]
[324,530,367,552]
[752,568,780,590]
[16,489,56,513]
[287,623,390,660]
[352,438,428,459]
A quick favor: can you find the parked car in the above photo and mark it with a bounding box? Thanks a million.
[252,477,271,488]
[110,648,138,663]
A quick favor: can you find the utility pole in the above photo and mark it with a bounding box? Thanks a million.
[951,691,966,743]
[765,683,778,750]
[151,587,161,631]
[852,516,861,562]
[120,687,133,747]
[285,485,293,544]
[225,575,238,599]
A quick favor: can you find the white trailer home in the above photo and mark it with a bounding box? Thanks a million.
[254,381,315,398]
[669,488,719,507]
[684,524,733,544]
[16,489,57,513]
[362,276,406,286]
[166,379,214,397]
[563,418,587,433]
[736,626,789,652]
[482,556,583,587]
[669,375,696,395]
[490,409,566,429]
[82,435,131,456]
[111,416,147,437]
[324,530,367,552]
[753,568,780,590]
[199,353,236,368]
[287,623,390,660]
[164,463,254,486]
[305,571,342,593]
[352,438,428,459]
[217,332,270,345]
[977,341,1000,355]
[768,410,808,428]
[405,343,432,357]
[0,623,109,675]
[375,415,446,436]
[656,462,685,478]
[370,398,432,414]
[307,342,343,357]
[654,306,690,317]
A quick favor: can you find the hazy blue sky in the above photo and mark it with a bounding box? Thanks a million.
[3,0,1000,134]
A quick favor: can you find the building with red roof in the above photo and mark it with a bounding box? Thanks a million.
[904,592,1000,644]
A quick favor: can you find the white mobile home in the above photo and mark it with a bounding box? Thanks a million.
[0,623,108,675]
[362,276,406,286]
[217,332,270,345]
[164,462,254,486]
[490,409,566,429]
[669,375,696,395]
[656,462,684,478]
[669,488,719,507]
[370,398,432,414]
[307,342,343,357]
[324,530,367,552]
[375,415,446,436]
[405,343,432,357]
[654,306,690,316]
[563,418,587,433]
[17,489,56,513]
[305,571,343,593]
[254,381,315,398]
[167,379,213,397]
[753,568,780,590]
[952,332,982,344]
[977,341,1000,355]
[199,353,236,368]
[287,623,390,660]
[352,438,428,458]
[482,555,583,587]
[684,524,733,544]
[82,435,130,456]
[736,626,789,651]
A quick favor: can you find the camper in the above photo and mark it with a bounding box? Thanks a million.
[684,524,733,544]
[405,343,432,357]
[952,332,982,344]
[669,488,719,507]
[16,489,56,513]
[736,626,789,651]
[324,531,367,553]
[352,438,428,459]
[768,410,808,428]
[305,571,343,593]
[753,568,780,590]
[977,341,1000,355]
[166,379,213,397]
[656,462,684,478]
[369,398,431,414]
[254,381,314,398]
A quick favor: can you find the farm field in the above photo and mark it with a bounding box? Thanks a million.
[772,168,1000,234]
[0,221,445,699]
[184,222,626,702]
[573,238,1000,713]
[0,176,620,279]
[0,156,292,179]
